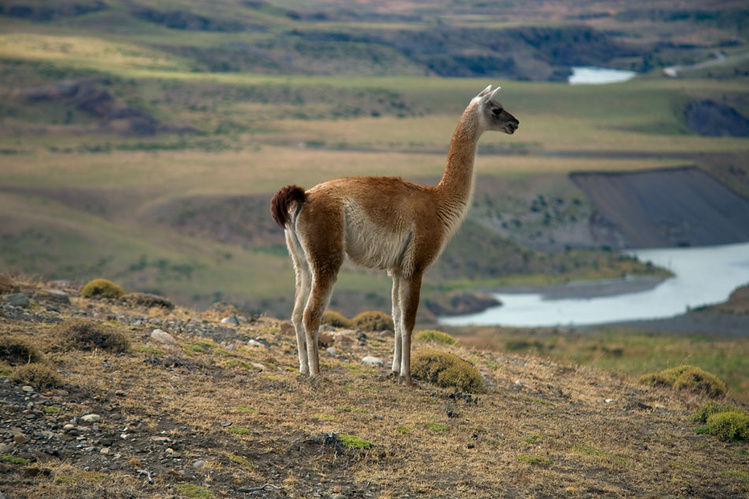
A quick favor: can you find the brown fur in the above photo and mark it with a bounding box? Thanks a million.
[271,85,519,383]
[270,184,306,228]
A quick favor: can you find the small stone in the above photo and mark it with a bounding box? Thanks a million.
[100,447,111,455]
[220,315,240,326]
[150,329,176,345]
[252,363,266,371]
[3,293,30,308]
[0,443,12,454]
[331,494,348,499]
[14,433,29,444]
[21,386,35,393]
[226,343,236,350]
[326,347,338,356]
[467,443,475,449]
[81,414,101,423]
[361,356,384,366]
[247,339,264,348]
[41,289,71,305]
[280,322,295,334]
[192,460,205,469]
[63,424,75,432]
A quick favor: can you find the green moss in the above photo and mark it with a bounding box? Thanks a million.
[412,350,483,393]
[80,278,125,300]
[339,434,372,449]
[425,422,447,431]
[44,405,61,414]
[176,484,215,499]
[396,426,410,434]
[1,455,29,465]
[640,365,727,398]
[321,310,353,328]
[415,330,457,345]
[351,310,394,332]
[231,427,250,435]
[226,453,253,470]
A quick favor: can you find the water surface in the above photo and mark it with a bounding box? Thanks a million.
[439,242,749,327]
[569,66,637,85]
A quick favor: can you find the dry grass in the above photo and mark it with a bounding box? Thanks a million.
[10,363,63,388]
[57,318,131,353]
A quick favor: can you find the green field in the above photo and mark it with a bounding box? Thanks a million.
[1,1,748,319]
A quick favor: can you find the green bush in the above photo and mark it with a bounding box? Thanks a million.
[640,365,727,398]
[415,329,457,345]
[352,310,394,332]
[412,349,483,393]
[321,310,352,328]
[706,411,749,442]
[58,319,130,353]
[692,401,737,423]
[11,363,63,388]
[0,337,45,366]
[80,279,125,300]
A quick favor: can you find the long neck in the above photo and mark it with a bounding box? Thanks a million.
[437,105,482,217]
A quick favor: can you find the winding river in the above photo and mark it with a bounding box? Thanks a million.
[439,242,749,328]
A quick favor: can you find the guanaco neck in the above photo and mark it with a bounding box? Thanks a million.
[436,103,483,226]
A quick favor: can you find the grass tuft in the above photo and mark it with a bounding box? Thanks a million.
[412,349,483,393]
[517,454,552,465]
[705,411,749,442]
[640,365,727,398]
[10,363,63,388]
[0,337,46,366]
[80,279,125,300]
[58,319,130,353]
[692,401,738,423]
[351,310,394,332]
[415,330,457,345]
[176,484,215,499]
[321,310,353,328]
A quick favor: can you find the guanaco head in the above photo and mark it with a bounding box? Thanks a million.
[476,85,519,135]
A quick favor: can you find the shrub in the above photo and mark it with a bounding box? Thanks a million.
[122,292,174,310]
[80,279,125,300]
[415,329,457,345]
[412,349,483,393]
[352,310,394,332]
[339,434,372,449]
[692,401,737,423]
[0,337,45,366]
[321,310,352,328]
[11,363,63,388]
[706,411,749,442]
[640,365,727,398]
[0,272,20,294]
[58,319,130,353]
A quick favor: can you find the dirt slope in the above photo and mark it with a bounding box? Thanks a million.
[1,283,747,498]
[571,166,749,249]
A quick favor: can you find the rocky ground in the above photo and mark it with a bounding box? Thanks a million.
[1,281,748,498]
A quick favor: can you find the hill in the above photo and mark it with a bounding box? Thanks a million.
[1,279,748,497]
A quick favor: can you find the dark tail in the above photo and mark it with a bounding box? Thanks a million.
[270,185,306,228]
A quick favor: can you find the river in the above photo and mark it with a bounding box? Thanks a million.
[438,242,749,328]
[568,66,637,85]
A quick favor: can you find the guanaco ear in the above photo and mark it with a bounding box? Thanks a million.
[489,86,502,101]
[477,85,493,98]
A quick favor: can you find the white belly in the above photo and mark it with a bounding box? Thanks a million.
[342,202,413,271]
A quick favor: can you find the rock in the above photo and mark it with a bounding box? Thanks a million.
[192,460,205,469]
[0,443,13,454]
[220,315,240,326]
[14,433,29,445]
[81,414,101,423]
[247,339,264,348]
[333,332,355,346]
[326,347,338,356]
[3,293,30,308]
[39,288,71,305]
[331,494,348,499]
[318,332,334,347]
[280,322,295,334]
[150,329,176,345]
[251,363,266,371]
[21,386,35,393]
[226,343,236,350]
[361,356,384,367]
[63,424,75,432]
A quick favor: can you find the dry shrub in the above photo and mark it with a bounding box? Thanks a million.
[352,310,394,332]
[640,365,727,398]
[80,278,125,299]
[706,411,749,442]
[0,272,20,294]
[321,310,352,328]
[415,330,457,345]
[0,337,46,366]
[412,349,483,393]
[11,363,63,388]
[58,319,130,353]
[122,292,175,310]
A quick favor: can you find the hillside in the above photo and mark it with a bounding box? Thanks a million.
[1,279,748,498]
